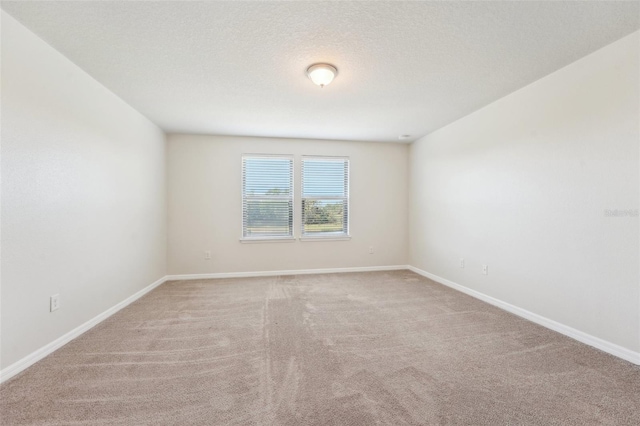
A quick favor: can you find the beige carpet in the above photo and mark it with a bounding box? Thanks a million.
[1,270,639,425]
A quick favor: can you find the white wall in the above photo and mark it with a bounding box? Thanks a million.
[410,32,640,352]
[1,12,167,369]
[168,134,408,274]
[2,8,636,373]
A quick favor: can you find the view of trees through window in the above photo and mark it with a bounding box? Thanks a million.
[302,199,345,233]
[244,198,292,235]
[242,157,293,238]
[302,157,349,236]
[242,156,349,238]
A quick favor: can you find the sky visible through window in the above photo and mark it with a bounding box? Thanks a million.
[244,158,292,196]
[302,158,349,236]
[242,157,348,237]
[242,157,293,238]
[302,160,347,197]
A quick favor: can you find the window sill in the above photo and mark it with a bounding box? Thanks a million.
[239,237,296,244]
[299,235,351,242]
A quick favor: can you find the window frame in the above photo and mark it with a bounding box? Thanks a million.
[300,155,350,241]
[240,154,295,243]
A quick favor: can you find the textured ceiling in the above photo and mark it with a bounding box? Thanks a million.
[2,1,639,143]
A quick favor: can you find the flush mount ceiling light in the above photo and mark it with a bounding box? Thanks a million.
[398,134,411,140]
[306,63,338,88]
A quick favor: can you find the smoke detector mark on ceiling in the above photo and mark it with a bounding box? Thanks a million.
[3,2,637,142]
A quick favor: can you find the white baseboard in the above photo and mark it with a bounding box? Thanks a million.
[0,275,169,384]
[4,265,637,384]
[1,267,405,383]
[166,265,409,281]
[407,266,640,366]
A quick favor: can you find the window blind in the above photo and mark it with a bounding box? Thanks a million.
[301,157,349,237]
[242,155,293,239]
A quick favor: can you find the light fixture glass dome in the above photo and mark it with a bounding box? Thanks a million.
[306,63,338,88]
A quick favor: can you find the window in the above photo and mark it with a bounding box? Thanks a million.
[301,156,349,238]
[242,155,293,240]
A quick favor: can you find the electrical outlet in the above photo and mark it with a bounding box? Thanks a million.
[368,246,374,254]
[50,294,60,312]
[204,250,211,260]
[459,258,465,268]
[482,265,488,275]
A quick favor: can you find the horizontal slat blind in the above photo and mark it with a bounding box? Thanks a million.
[301,157,349,236]
[242,156,293,238]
